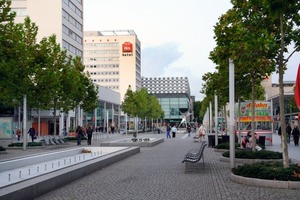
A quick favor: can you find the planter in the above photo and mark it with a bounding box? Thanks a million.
[231,173,300,189]
[220,156,286,164]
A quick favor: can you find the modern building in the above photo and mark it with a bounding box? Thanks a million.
[142,76,193,125]
[0,1,123,139]
[83,30,142,103]
[11,0,83,58]
[265,78,296,128]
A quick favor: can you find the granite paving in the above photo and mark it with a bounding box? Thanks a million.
[1,131,300,200]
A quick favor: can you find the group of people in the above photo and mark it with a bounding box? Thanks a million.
[241,131,262,151]
[165,123,206,141]
[166,124,178,138]
[75,125,94,145]
[278,123,300,146]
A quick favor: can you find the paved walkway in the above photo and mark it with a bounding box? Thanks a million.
[1,131,300,200]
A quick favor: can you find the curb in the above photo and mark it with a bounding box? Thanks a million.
[230,173,300,189]
[220,156,284,164]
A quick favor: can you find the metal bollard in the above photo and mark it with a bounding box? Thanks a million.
[37,166,39,173]
[52,163,54,169]
[8,174,11,182]
[64,159,66,165]
[19,171,21,178]
[45,164,47,171]
[28,169,30,175]
[58,161,60,167]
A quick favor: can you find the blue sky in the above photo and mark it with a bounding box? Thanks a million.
[84,0,300,101]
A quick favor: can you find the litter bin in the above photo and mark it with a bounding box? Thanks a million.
[208,135,215,147]
[258,136,266,146]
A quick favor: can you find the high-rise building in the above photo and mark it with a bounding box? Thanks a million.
[10,0,83,58]
[83,30,142,103]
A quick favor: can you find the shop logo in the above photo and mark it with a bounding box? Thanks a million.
[122,42,133,53]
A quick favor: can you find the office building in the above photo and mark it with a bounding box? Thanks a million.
[11,0,83,58]
[83,30,142,103]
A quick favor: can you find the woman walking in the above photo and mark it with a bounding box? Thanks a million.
[292,124,300,146]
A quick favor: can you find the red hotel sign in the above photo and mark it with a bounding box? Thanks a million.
[122,42,133,53]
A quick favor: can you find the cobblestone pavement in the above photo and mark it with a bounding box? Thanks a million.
[1,132,300,200]
[18,132,298,200]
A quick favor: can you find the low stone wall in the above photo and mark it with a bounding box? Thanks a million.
[0,146,140,200]
[219,156,284,164]
[231,173,300,189]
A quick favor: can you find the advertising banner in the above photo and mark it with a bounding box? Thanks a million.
[236,101,271,122]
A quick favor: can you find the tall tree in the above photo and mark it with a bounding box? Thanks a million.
[262,0,300,168]
[211,1,278,152]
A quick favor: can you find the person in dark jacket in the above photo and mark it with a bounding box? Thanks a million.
[28,127,36,142]
[76,126,84,145]
[286,124,292,143]
[86,125,93,145]
[292,125,300,146]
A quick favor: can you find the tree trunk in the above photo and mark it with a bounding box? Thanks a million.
[53,101,57,135]
[238,98,241,145]
[279,13,289,168]
[224,106,227,134]
[251,76,256,152]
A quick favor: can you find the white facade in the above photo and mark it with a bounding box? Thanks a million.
[11,0,83,58]
[83,30,142,103]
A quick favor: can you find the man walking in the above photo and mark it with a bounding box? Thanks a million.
[87,125,93,145]
[166,124,171,139]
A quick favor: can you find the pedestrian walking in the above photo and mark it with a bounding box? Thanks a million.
[286,124,292,143]
[86,125,93,145]
[28,126,36,142]
[292,124,300,146]
[198,124,206,142]
[166,124,171,139]
[16,128,21,141]
[171,125,177,138]
[76,126,84,145]
[187,125,191,137]
[110,123,115,134]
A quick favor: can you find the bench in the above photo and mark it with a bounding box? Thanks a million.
[182,141,207,172]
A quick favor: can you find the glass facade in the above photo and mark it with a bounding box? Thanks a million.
[158,97,189,122]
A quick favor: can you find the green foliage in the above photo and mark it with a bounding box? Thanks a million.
[0,146,6,151]
[8,142,43,147]
[0,6,98,123]
[121,86,163,119]
[232,162,300,181]
[215,142,239,150]
[222,150,282,159]
[193,101,201,122]
[64,136,87,141]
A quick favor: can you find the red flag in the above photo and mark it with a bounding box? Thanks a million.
[294,64,300,121]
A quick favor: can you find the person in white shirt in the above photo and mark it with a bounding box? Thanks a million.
[171,125,177,138]
[198,124,206,142]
